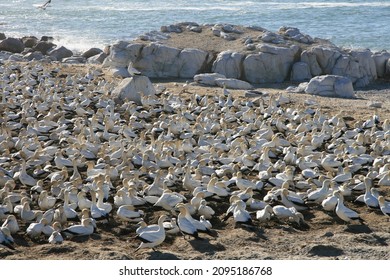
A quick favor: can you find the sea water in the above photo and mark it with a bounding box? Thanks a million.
[1,0,389,52]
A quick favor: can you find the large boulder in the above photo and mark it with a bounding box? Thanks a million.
[87,52,108,64]
[243,44,300,83]
[305,75,355,98]
[331,55,361,84]
[372,51,390,78]
[133,43,181,77]
[21,36,38,48]
[0,33,5,40]
[132,43,209,78]
[33,41,56,54]
[386,59,390,78]
[82,47,102,59]
[332,50,377,87]
[291,62,312,82]
[212,51,244,79]
[112,75,156,105]
[348,49,377,87]
[194,73,226,86]
[48,46,73,61]
[0,38,25,53]
[102,41,143,68]
[110,67,130,78]
[309,46,342,74]
[300,50,322,77]
[215,78,253,90]
[177,48,209,78]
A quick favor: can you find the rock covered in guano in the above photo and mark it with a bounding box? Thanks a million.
[112,75,156,105]
[304,75,355,98]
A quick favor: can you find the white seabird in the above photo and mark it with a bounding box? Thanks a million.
[176,204,200,239]
[306,179,331,204]
[61,218,95,237]
[135,214,167,252]
[116,205,144,222]
[321,191,339,212]
[153,189,184,211]
[1,215,19,234]
[378,196,390,216]
[334,191,362,223]
[197,199,215,220]
[256,205,273,222]
[272,205,304,225]
[232,200,252,225]
[362,177,379,209]
[26,218,49,238]
[0,227,15,250]
[48,230,64,244]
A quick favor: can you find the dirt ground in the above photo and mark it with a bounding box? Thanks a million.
[1,63,389,260]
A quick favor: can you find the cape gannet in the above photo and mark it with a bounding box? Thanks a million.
[335,192,362,223]
[0,227,15,250]
[135,214,167,252]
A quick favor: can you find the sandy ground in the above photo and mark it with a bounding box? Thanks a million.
[1,61,389,260]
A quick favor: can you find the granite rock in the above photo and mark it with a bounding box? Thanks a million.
[305,75,355,98]
[48,46,73,61]
[243,44,300,83]
[112,75,156,105]
[0,37,25,53]
[212,51,244,79]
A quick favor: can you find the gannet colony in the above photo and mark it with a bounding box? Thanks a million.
[0,23,389,259]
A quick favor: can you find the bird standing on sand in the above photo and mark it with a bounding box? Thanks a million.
[135,215,167,252]
[334,192,362,223]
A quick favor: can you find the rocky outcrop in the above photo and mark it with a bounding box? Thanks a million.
[304,75,355,98]
[330,50,377,87]
[82,48,102,59]
[300,46,378,87]
[112,75,156,105]
[243,44,300,83]
[215,78,253,90]
[310,46,343,74]
[99,24,389,86]
[104,42,210,79]
[0,38,25,53]
[194,73,226,86]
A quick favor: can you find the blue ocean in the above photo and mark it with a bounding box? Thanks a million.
[1,0,389,51]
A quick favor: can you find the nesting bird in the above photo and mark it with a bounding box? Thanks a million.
[135,215,167,252]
